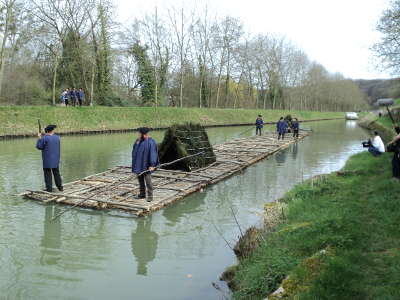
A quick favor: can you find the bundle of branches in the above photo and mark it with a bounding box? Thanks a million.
[285,114,293,132]
[158,123,216,171]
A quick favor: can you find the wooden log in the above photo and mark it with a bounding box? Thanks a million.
[157,169,214,179]
[28,191,145,211]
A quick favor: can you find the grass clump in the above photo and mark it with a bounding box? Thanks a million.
[231,152,400,299]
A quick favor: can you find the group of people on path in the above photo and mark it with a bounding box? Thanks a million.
[255,115,300,139]
[36,125,159,202]
[60,88,85,106]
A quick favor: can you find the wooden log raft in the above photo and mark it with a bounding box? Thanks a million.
[21,132,309,217]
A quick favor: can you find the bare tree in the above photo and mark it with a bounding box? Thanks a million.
[168,4,193,107]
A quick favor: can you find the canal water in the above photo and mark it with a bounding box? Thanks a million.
[0,120,366,299]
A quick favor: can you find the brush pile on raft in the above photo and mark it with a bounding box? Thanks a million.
[158,123,216,171]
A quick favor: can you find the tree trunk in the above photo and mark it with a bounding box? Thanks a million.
[90,64,95,106]
[0,1,13,98]
[52,56,59,106]
[179,66,184,107]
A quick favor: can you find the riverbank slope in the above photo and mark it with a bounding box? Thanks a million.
[230,151,400,299]
[358,105,400,140]
[0,106,342,137]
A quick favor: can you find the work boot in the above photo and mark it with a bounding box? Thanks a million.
[58,186,64,192]
[134,194,146,200]
[147,196,153,202]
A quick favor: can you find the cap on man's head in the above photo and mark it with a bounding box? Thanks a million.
[138,127,150,135]
[258,115,262,117]
[45,125,57,133]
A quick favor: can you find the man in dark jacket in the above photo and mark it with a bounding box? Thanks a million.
[276,117,288,140]
[255,115,264,136]
[132,127,159,202]
[36,125,63,192]
[78,88,85,106]
[292,118,300,138]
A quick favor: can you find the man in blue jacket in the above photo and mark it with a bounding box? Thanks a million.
[276,117,288,140]
[69,88,76,106]
[78,88,85,106]
[292,118,300,138]
[36,125,63,192]
[132,127,159,202]
[255,115,264,136]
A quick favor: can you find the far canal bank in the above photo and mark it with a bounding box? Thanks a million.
[0,120,363,300]
[0,106,343,139]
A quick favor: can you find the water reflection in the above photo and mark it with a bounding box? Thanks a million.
[291,142,298,160]
[131,216,158,276]
[40,206,62,266]
[346,120,358,129]
[275,150,287,165]
[163,191,206,225]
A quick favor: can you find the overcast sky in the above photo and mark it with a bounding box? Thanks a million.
[117,0,390,80]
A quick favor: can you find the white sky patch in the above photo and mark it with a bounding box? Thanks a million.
[117,0,391,79]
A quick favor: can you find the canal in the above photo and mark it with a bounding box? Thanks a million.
[0,120,365,299]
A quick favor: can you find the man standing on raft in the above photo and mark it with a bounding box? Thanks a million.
[36,125,63,193]
[132,127,159,202]
[277,117,288,140]
[255,115,264,136]
[292,118,300,138]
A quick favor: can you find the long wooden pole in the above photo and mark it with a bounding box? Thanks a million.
[238,126,255,136]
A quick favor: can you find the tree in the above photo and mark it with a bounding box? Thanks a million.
[168,5,193,107]
[373,0,400,74]
[130,42,156,105]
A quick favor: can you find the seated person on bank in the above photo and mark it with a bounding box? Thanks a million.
[367,131,385,156]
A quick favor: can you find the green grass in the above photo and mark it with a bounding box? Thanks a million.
[232,152,400,299]
[0,106,343,136]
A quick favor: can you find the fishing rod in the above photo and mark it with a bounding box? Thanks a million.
[238,125,256,136]
[52,151,205,221]
[137,151,205,176]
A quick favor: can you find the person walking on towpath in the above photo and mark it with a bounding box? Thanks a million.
[292,118,300,138]
[255,115,264,136]
[78,88,85,106]
[64,88,70,106]
[131,127,159,202]
[277,117,288,140]
[36,125,63,193]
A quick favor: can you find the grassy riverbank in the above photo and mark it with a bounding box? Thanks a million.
[230,151,400,299]
[0,106,343,136]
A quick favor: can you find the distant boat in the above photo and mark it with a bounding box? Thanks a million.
[345,112,359,120]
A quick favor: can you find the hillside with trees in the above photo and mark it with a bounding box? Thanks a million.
[0,0,366,111]
[355,78,400,104]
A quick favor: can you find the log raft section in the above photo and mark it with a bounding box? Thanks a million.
[22,132,308,216]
